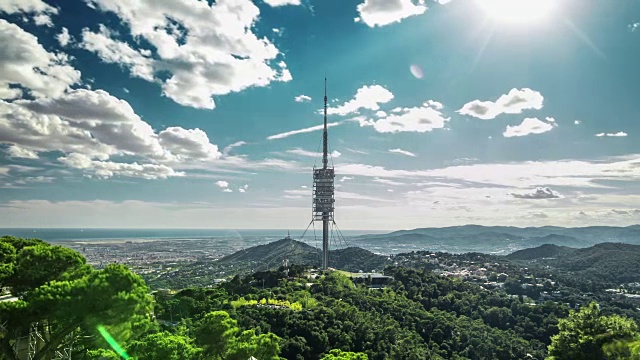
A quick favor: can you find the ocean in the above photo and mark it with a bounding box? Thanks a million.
[0,228,381,242]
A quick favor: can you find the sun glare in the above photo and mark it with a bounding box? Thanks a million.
[476,0,556,23]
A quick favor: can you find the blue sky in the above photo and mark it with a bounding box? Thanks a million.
[0,0,639,230]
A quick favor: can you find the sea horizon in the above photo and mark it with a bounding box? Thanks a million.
[0,228,387,242]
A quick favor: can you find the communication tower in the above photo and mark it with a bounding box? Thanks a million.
[313,78,335,270]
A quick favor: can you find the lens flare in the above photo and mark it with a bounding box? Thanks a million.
[410,64,424,79]
[97,325,130,359]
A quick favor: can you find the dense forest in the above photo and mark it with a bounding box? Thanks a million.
[1,236,640,359]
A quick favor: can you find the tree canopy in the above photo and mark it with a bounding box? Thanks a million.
[547,302,638,360]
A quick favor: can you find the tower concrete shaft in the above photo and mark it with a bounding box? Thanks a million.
[322,78,329,270]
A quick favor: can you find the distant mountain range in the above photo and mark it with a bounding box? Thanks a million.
[349,225,640,255]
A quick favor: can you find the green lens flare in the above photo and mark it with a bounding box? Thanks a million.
[97,326,130,359]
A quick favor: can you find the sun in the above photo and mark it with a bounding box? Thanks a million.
[476,0,556,23]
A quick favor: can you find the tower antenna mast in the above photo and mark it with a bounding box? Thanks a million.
[312,78,334,270]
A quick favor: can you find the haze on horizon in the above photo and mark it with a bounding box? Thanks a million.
[1,0,639,230]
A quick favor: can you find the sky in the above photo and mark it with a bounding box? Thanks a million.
[0,0,639,230]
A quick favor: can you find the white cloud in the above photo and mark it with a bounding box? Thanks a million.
[596,132,627,137]
[238,184,249,193]
[58,153,183,179]
[574,120,581,125]
[286,148,342,158]
[295,94,312,103]
[346,148,368,155]
[284,189,391,203]
[159,127,221,161]
[14,89,165,159]
[337,154,640,190]
[503,117,556,137]
[0,20,81,100]
[327,85,394,116]
[389,148,416,157]
[57,27,72,47]
[356,100,450,133]
[0,0,57,15]
[458,88,544,120]
[267,121,344,140]
[373,177,405,186]
[83,0,291,110]
[629,23,639,32]
[216,180,229,188]
[222,141,247,155]
[6,145,38,159]
[81,25,155,82]
[356,0,427,28]
[287,148,321,157]
[339,176,354,182]
[33,14,53,27]
[375,110,387,117]
[263,0,301,6]
[0,86,243,179]
[223,188,233,193]
[511,187,561,200]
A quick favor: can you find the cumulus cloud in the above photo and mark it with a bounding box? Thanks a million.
[574,120,581,125]
[267,121,344,140]
[58,153,183,179]
[355,100,450,133]
[458,88,544,120]
[0,87,233,179]
[0,0,57,15]
[82,0,291,110]
[596,132,627,137]
[238,184,249,193]
[511,187,561,200]
[327,85,394,116]
[263,0,301,6]
[629,23,639,32]
[339,176,354,182]
[57,27,72,47]
[295,94,312,103]
[223,188,233,193]
[81,25,154,82]
[503,117,557,137]
[389,148,416,157]
[33,14,53,27]
[215,180,229,188]
[159,127,221,161]
[14,89,165,159]
[0,20,81,100]
[355,0,427,28]
[6,145,38,159]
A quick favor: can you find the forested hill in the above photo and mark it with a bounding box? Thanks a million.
[215,238,390,273]
[510,242,640,286]
[146,238,391,288]
[506,244,576,260]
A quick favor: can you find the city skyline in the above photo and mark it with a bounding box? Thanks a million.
[1,0,640,229]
